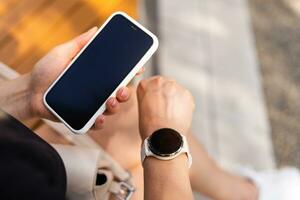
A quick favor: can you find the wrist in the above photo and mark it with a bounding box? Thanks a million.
[21,73,35,118]
[143,154,193,199]
[144,153,190,170]
[0,73,35,120]
[16,73,35,120]
[140,122,188,141]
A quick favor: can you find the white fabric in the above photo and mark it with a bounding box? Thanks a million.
[52,145,134,200]
[239,167,300,200]
[53,145,100,200]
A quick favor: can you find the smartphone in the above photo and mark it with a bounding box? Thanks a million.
[43,12,159,134]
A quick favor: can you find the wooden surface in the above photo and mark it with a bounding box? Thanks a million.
[0,0,137,74]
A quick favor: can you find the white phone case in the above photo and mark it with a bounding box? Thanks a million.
[43,11,159,134]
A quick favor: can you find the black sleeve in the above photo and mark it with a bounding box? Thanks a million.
[0,110,66,200]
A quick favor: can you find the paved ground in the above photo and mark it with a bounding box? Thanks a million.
[249,0,300,168]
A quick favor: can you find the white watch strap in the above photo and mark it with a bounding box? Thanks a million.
[141,135,192,168]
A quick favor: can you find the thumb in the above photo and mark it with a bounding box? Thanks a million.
[72,26,98,50]
[53,27,98,59]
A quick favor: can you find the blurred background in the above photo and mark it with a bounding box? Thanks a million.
[250,0,300,168]
[0,0,299,179]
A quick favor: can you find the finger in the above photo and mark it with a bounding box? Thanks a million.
[93,115,105,130]
[72,26,98,50]
[116,87,131,102]
[54,27,98,59]
[104,97,120,115]
[136,67,145,76]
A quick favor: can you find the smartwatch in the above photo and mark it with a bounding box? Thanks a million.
[141,128,192,167]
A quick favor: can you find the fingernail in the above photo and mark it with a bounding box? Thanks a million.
[99,115,105,123]
[121,88,128,99]
[109,98,117,107]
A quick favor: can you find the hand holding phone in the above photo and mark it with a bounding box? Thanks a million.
[30,27,139,130]
[40,12,158,134]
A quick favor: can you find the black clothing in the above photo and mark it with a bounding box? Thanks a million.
[0,110,66,200]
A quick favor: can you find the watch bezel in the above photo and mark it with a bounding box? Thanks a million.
[147,128,184,157]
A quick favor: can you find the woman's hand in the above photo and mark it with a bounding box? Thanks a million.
[29,27,145,129]
[136,76,195,140]
[0,27,144,129]
[136,76,195,200]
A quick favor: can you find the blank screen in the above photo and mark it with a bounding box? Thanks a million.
[45,14,154,130]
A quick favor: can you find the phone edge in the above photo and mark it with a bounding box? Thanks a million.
[43,11,159,134]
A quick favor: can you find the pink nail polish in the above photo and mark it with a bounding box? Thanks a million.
[99,115,104,123]
[110,99,116,107]
[121,89,128,98]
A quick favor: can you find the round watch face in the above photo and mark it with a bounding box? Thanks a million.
[148,128,183,157]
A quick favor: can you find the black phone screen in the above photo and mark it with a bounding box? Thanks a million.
[45,14,154,130]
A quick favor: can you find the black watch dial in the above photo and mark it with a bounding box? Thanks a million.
[148,128,183,157]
